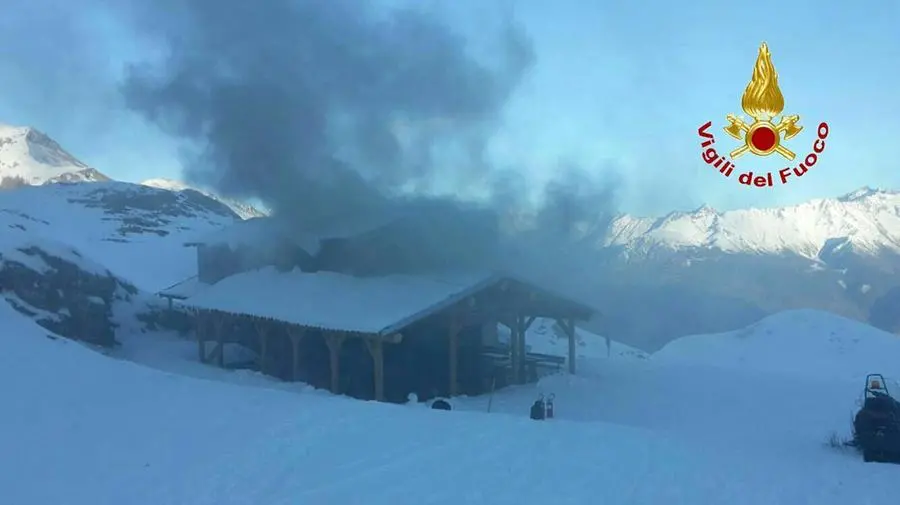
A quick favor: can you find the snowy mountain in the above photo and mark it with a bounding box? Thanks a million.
[0,122,264,219]
[0,124,110,185]
[605,187,900,260]
[0,181,238,292]
[140,178,268,220]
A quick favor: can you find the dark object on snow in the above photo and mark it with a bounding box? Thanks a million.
[432,399,452,410]
[530,395,546,420]
[546,393,555,419]
[853,374,900,463]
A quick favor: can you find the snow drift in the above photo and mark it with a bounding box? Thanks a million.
[654,309,900,382]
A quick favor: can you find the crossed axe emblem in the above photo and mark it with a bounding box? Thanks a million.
[723,114,803,161]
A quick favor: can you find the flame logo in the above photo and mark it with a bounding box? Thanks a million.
[740,43,784,121]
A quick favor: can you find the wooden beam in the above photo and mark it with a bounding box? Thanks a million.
[196,310,207,363]
[255,320,269,375]
[212,312,225,368]
[324,332,346,395]
[518,314,528,383]
[556,317,576,374]
[512,314,522,384]
[448,318,461,397]
[364,338,385,402]
[524,315,537,331]
[288,327,306,382]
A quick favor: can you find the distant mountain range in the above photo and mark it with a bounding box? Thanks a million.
[567,188,900,349]
[2,121,898,350]
[604,187,900,260]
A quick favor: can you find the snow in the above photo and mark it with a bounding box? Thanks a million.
[158,275,205,299]
[654,309,900,382]
[0,182,235,291]
[0,236,114,278]
[0,123,104,184]
[141,177,267,219]
[182,267,495,334]
[3,298,899,505]
[606,187,900,258]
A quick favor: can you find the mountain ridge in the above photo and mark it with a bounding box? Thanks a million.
[602,187,900,260]
[0,123,265,219]
[139,178,268,220]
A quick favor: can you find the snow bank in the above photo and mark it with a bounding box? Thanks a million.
[654,309,900,382]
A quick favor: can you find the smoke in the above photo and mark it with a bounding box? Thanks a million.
[118,0,619,283]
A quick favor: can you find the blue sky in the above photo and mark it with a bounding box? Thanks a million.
[1,1,898,216]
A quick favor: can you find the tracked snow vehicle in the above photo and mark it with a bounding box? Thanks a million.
[853,374,900,463]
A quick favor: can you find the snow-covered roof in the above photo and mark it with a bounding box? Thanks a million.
[181,268,498,335]
[157,276,206,300]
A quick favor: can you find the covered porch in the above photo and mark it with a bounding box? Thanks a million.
[180,268,598,402]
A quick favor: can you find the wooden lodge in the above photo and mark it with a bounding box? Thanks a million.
[160,216,599,403]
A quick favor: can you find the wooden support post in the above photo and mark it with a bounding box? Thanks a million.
[448,318,461,397]
[255,321,269,375]
[519,315,529,383]
[324,332,346,395]
[288,327,306,382]
[557,318,577,374]
[196,310,207,363]
[364,338,385,402]
[211,312,225,368]
[512,314,522,384]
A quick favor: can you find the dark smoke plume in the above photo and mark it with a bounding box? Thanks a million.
[120,0,619,283]
[122,1,527,221]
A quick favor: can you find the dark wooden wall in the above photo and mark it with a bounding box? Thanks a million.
[197,241,315,283]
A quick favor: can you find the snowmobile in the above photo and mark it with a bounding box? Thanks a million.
[852,374,900,463]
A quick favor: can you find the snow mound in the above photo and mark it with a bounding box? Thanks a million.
[654,309,900,381]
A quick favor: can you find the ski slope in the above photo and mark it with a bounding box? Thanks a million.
[3,301,899,505]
